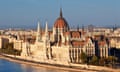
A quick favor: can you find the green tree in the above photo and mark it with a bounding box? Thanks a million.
[90,55,99,65]
[106,56,118,67]
[80,51,87,64]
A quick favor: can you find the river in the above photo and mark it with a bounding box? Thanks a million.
[0,59,70,72]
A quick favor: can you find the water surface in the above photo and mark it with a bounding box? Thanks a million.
[0,59,70,72]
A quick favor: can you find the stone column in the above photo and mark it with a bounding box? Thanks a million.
[73,48,75,62]
[106,48,108,58]
[77,48,79,63]
[100,48,102,58]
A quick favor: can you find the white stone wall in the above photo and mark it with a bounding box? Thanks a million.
[14,40,23,50]
[51,46,70,65]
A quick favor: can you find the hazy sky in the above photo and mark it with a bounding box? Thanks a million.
[0,0,120,29]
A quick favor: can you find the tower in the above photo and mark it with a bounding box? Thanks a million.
[44,21,52,59]
[53,8,69,44]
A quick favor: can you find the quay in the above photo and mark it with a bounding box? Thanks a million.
[0,54,120,72]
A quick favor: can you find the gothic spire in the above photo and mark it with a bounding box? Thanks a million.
[45,21,48,35]
[45,21,49,41]
[37,21,40,33]
[60,8,63,18]
[36,21,41,43]
[82,24,84,31]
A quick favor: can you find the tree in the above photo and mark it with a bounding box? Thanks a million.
[80,51,87,64]
[106,56,118,67]
[90,55,98,65]
[99,58,106,66]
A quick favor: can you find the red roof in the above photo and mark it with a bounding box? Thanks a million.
[71,41,85,47]
[54,17,69,29]
[71,31,81,38]
[98,41,106,46]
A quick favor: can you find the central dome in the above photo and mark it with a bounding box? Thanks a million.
[54,17,69,28]
[54,8,69,29]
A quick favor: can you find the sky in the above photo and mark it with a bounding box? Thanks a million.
[0,0,120,29]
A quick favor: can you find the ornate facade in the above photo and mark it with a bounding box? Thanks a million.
[21,9,109,65]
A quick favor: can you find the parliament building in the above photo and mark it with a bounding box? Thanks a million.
[21,9,110,65]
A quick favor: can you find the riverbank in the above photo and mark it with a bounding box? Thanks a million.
[0,54,119,72]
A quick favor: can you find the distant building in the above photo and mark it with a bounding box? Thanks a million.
[0,36,9,49]
[93,35,110,58]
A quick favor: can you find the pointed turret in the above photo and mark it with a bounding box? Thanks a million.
[37,21,40,33]
[45,21,48,39]
[36,21,41,43]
